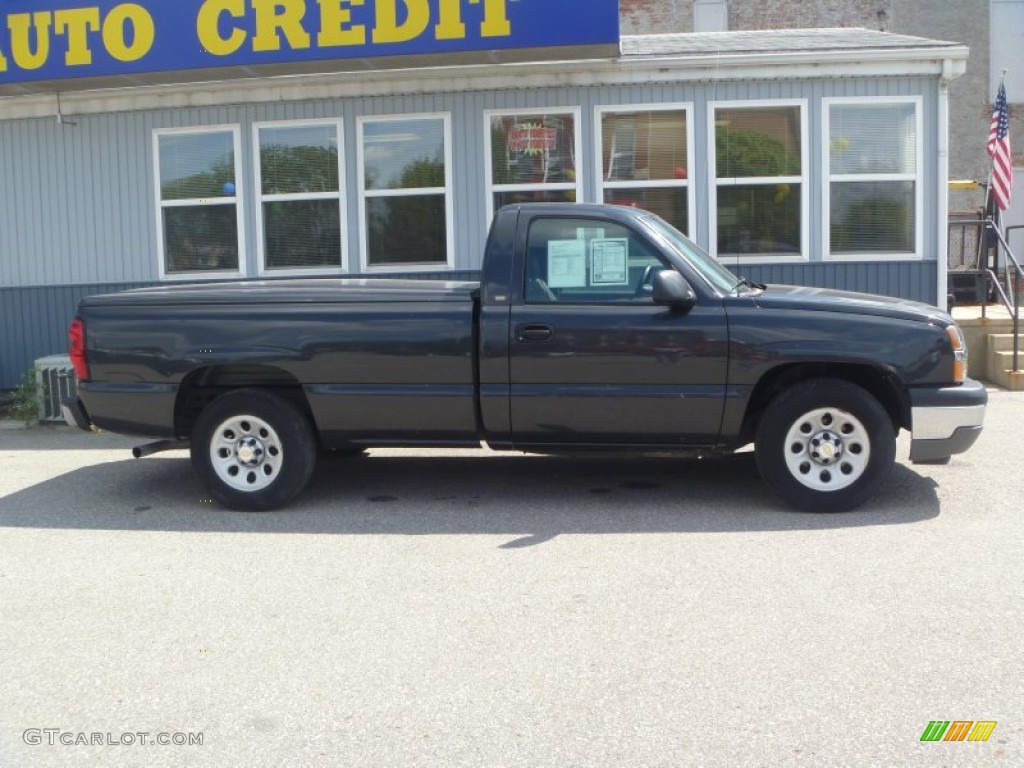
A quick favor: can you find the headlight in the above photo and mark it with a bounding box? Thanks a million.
[946,324,967,383]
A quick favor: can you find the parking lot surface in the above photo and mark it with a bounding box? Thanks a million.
[1,388,1022,767]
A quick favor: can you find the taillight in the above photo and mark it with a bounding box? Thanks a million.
[69,317,90,382]
[946,324,966,384]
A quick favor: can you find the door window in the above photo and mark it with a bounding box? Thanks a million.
[524,218,669,304]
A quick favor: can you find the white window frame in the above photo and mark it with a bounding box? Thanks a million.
[595,103,696,238]
[823,96,924,262]
[153,125,245,281]
[484,106,584,224]
[357,113,454,273]
[707,99,809,265]
[253,118,347,276]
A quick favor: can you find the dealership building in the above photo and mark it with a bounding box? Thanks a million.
[0,0,969,389]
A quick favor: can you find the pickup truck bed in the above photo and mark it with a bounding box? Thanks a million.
[77,279,481,443]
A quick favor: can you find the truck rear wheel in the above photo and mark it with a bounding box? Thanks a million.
[191,389,316,511]
[755,378,895,512]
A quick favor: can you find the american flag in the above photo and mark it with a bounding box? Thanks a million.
[987,81,1013,212]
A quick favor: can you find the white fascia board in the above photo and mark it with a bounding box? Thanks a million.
[0,45,969,122]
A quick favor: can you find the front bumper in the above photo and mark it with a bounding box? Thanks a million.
[908,378,987,463]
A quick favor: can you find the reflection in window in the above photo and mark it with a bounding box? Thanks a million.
[714,105,804,258]
[717,185,801,255]
[488,110,581,215]
[360,116,451,268]
[366,196,447,266]
[257,121,344,271]
[156,128,242,274]
[828,102,918,254]
[599,108,690,234]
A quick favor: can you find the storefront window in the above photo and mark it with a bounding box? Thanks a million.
[712,103,805,259]
[827,100,919,256]
[487,109,582,218]
[256,121,345,272]
[155,127,243,276]
[359,115,452,269]
[598,107,692,235]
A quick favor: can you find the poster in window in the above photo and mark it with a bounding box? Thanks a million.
[590,238,629,285]
[547,240,587,288]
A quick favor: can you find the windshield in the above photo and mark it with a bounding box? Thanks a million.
[639,214,740,295]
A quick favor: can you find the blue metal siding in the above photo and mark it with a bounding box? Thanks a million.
[0,282,152,388]
[0,113,158,287]
[0,76,939,283]
[0,75,943,388]
[740,261,939,304]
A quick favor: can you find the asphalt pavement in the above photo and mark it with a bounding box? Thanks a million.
[0,388,1021,767]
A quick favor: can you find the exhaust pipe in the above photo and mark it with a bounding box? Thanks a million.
[132,439,189,459]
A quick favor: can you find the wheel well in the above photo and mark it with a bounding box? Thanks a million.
[740,363,909,444]
[174,365,314,439]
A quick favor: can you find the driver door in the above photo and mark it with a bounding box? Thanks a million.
[509,216,729,446]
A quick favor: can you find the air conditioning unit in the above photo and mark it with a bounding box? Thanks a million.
[34,354,77,422]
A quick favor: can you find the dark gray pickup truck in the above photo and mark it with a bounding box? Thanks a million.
[65,204,986,511]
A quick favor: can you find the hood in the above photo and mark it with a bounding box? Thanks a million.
[748,284,951,325]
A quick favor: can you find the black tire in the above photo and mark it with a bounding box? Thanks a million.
[755,378,896,512]
[191,388,316,511]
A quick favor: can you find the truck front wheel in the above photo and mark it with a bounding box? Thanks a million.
[191,389,316,511]
[755,378,896,512]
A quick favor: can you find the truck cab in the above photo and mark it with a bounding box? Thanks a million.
[479,205,733,449]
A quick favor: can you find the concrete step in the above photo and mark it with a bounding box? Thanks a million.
[987,333,1024,353]
[989,368,1024,390]
[986,342,1024,390]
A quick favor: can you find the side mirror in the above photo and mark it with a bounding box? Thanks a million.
[652,270,697,311]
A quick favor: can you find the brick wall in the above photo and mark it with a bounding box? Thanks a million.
[619,0,693,35]
[619,0,892,36]
[890,0,1009,213]
[729,0,892,32]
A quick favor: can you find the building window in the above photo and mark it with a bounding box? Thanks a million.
[255,120,345,274]
[597,105,693,236]
[825,98,921,258]
[710,102,807,261]
[486,108,583,220]
[154,126,244,277]
[358,114,452,270]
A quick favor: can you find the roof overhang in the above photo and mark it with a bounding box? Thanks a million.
[0,29,970,122]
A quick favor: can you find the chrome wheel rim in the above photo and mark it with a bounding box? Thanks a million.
[209,414,282,492]
[783,407,870,493]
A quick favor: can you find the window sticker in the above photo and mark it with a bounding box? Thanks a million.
[547,240,587,288]
[590,238,629,285]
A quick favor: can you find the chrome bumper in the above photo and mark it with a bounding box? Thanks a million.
[908,379,987,463]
